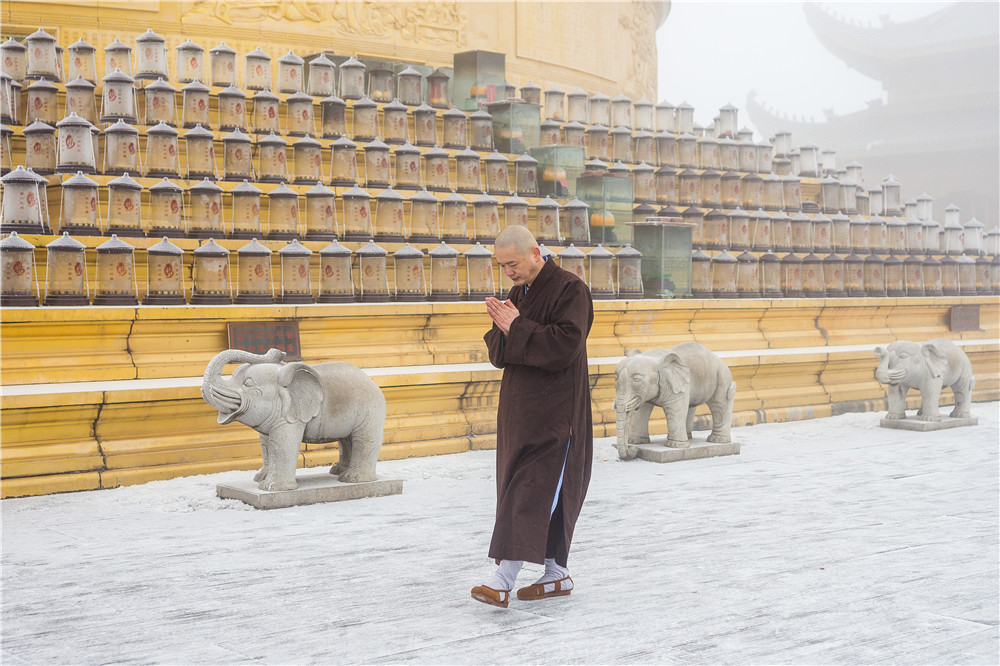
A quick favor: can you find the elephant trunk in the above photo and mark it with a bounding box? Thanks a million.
[614,398,639,461]
[201,348,285,423]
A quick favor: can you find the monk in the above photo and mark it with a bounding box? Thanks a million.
[471,225,594,609]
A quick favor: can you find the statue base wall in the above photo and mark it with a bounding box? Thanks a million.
[217,473,402,510]
[879,416,979,431]
[631,439,740,464]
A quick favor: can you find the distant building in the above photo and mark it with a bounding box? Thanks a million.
[748,2,999,226]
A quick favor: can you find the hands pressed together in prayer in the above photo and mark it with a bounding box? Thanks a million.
[485,296,520,334]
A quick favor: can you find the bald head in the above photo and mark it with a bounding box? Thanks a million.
[494,225,544,287]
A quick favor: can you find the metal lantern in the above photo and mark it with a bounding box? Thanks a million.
[56,112,98,173]
[43,232,89,305]
[99,119,138,176]
[819,175,839,214]
[100,68,137,123]
[738,138,757,173]
[362,138,391,188]
[727,207,750,251]
[885,216,906,255]
[464,242,495,299]
[1,37,28,82]
[428,242,460,301]
[23,119,57,175]
[103,37,132,79]
[208,42,237,88]
[687,206,710,249]
[905,217,924,254]
[25,79,59,125]
[718,137,740,171]
[610,126,632,163]
[317,238,354,303]
[265,182,299,240]
[868,187,883,216]
[696,168,720,208]
[304,182,337,241]
[609,93,631,128]
[584,92,609,126]
[939,255,960,296]
[0,232,38,306]
[1,165,46,234]
[181,80,211,129]
[759,173,782,211]
[628,162,654,204]
[58,170,100,235]
[147,177,185,237]
[882,255,904,297]
[773,157,791,177]
[484,151,509,195]
[676,132,697,168]
[285,92,315,136]
[291,134,323,184]
[734,250,760,298]
[396,66,423,106]
[811,213,832,253]
[191,237,231,304]
[532,196,560,244]
[654,100,675,134]
[144,121,180,178]
[778,252,802,298]
[182,124,217,180]
[789,213,812,254]
[278,239,313,303]
[408,188,440,242]
[454,147,482,194]
[251,88,281,134]
[440,193,469,243]
[0,124,10,175]
[782,174,801,212]
[351,96,378,141]
[472,192,500,242]
[770,212,791,252]
[306,54,337,97]
[862,254,884,297]
[367,63,393,103]
[230,179,263,238]
[756,249,780,298]
[688,249,712,298]
[555,244,585,283]
[518,81,540,105]
[235,238,274,304]
[709,250,736,298]
[799,253,825,298]
[976,255,991,296]
[222,127,253,181]
[25,28,60,81]
[513,152,538,197]
[867,215,887,254]
[135,29,168,81]
[93,234,138,305]
[0,72,14,125]
[923,219,940,254]
[963,217,984,255]
[561,198,589,244]
[218,84,247,131]
[881,174,902,216]
[373,187,405,242]
[677,169,699,206]
[330,135,359,186]
[843,252,865,297]
[915,192,933,221]
[563,88,587,124]
[903,254,924,296]
[561,120,585,149]
[615,244,643,297]
[585,124,609,161]
[942,207,963,255]
[277,51,304,94]
[423,145,451,191]
[339,56,366,101]
[427,68,451,109]
[173,39,204,86]
[587,244,615,299]
[442,107,467,148]
[956,254,977,296]
[855,188,869,216]
[105,172,143,237]
[986,228,1000,256]
[382,99,409,144]
[186,178,224,238]
[654,131,676,166]
[922,255,943,297]
[829,212,851,254]
[502,193,529,229]
[543,85,565,121]
[244,47,272,91]
[469,109,493,150]
[357,239,389,302]
[655,166,677,205]
[820,252,845,297]
[413,103,438,146]
[795,143,818,177]
[392,243,426,301]
[341,184,372,241]
[143,79,177,125]
[393,142,421,190]
[749,209,771,252]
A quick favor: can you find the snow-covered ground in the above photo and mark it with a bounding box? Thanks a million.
[3,404,998,665]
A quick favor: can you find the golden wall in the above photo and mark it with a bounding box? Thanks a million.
[2,0,669,100]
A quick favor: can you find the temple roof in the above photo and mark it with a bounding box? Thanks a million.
[803,2,999,83]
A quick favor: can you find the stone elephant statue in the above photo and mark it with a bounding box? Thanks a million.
[614,342,736,459]
[874,338,974,421]
[201,348,386,491]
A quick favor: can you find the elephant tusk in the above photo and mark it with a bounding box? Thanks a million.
[624,396,642,412]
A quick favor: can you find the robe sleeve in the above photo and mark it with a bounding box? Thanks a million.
[502,279,590,373]
[484,324,506,369]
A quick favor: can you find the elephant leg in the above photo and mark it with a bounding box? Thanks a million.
[664,399,690,448]
[918,378,944,422]
[949,376,975,418]
[338,418,382,483]
[707,381,736,444]
[685,406,696,440]
[886,385,907,420]
[253,433,269,483]
[630,402,654,444]
[259,424,303,491]
[329,437,352,476]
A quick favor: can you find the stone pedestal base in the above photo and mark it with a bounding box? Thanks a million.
[632,439,740,463]
[217,473,402,510]
[880,416,979,431]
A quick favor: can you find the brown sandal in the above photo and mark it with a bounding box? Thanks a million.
[516,576,573,600]
[471,585,510,608]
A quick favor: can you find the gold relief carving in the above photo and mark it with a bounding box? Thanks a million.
[183,0,324,24]
[515,1,614,81]
[620,0,663,98]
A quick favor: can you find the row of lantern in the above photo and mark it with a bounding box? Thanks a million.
[0,232,643,307]
[672,205,994,257]
[0,166,598,245]
[691,249,999,299]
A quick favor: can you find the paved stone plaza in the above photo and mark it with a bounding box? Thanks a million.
[2,403,997,665]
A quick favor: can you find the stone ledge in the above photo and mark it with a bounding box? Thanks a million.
[632,439,741,463]
[879,416,980,431]
[217,473,402,510]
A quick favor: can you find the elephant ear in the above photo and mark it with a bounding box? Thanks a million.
[277,362,324,424]
[658,352,690,396]
[920,341,949,379]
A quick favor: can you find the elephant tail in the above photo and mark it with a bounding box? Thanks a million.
[726,381,736,403]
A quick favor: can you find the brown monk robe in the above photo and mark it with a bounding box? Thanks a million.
[483,238,594,570]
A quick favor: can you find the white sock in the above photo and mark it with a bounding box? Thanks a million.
[484,559,523,591]
[534,558,571,585]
